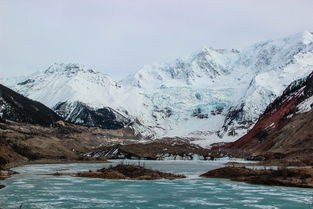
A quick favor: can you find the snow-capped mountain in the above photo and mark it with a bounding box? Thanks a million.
[10,63,121,108]
[1,63,135,129]
[223,71,313,164]
[121,31,313,144]
[1,31,313,145]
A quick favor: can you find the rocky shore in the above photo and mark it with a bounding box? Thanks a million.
[200,166,313,188]
[0,169,18,189]
[54,164,186,180]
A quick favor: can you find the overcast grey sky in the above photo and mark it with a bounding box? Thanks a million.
[0,0,312,79]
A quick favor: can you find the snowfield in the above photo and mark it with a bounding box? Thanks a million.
[1,31,313,146]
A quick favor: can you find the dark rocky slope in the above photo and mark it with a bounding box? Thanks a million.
[0,84,62,125]
[54,101,131,129]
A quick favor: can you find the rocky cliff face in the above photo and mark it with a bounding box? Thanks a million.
[223,71,313,165]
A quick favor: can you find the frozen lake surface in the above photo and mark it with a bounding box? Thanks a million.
[0,160,312,209]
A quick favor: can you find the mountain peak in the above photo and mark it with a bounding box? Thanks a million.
[44,63,96,75]
[198,46,234,55]
[300,31,313,45]
[282,31,313,45]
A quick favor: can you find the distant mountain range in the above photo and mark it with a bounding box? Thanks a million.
[1,31,313,146]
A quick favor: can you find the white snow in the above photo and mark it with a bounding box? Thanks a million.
[297,96,313,113]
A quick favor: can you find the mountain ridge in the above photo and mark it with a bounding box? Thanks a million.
[1,31,313,145]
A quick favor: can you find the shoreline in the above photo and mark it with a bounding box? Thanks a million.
[1,158,312,189]
[200,166,313,188]
[0,169,18,190]
[0,158,110,190]
[25,159,110,165]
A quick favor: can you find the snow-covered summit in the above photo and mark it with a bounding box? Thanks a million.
[45,63,87,73]
[5,63,120,108]
[123,31,313,91]
[121,47,240,89]
[285,31,313,45]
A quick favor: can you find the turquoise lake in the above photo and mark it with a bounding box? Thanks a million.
[0,160,312,209]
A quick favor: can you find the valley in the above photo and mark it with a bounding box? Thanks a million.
[0,31,313,209]
[2,1,313,208]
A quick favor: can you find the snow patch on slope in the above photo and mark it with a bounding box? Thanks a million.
[297,96,313,113]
